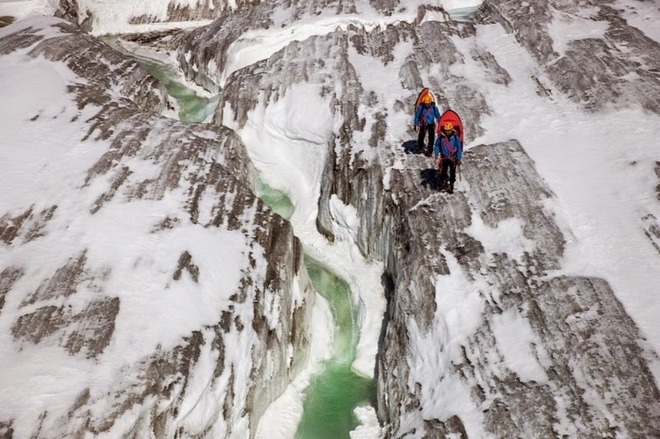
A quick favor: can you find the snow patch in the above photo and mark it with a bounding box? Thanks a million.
[491,308,548,383]
[328,195,359,242]
[548,10,609,57]
[350,405,381,439]
[466,215,536,261]
[0,0,57,22]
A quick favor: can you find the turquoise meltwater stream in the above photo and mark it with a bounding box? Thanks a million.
[253,178,376,438]
[252,175,377,437]
[103,37,214,124]
[137,59,214,123]
[296,257,376,439]
[254,176,295,220]
[252,169,377,437]
[121,49,376,438]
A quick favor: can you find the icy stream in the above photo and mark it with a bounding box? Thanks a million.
[296,257,376,439]
[248,151,378,439]
[124,51,379,438]
[137,59,215,123]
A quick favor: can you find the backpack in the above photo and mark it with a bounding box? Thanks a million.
[437,109,464,143]
[415,87,437,108]
[415,88,437,127]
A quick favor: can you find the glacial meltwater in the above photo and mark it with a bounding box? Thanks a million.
[255,175,295,220]
[138,60,215,123]
[296,257,376,439]
[121,47,376,438]
[255,178,375,437]
[103,37,214,124]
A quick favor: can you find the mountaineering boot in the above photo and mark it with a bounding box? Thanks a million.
[447,183,454,194]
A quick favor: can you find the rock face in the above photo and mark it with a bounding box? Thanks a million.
[55,0,261,33]
[0,17,312,438]
[2,0,660,437]
[482,1,660,114]
[171,0,660,437]
[363,142,660,437]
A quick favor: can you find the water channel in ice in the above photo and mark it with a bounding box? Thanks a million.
[113,44,384,438]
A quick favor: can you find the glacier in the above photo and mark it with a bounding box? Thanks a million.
[1,0,660,438]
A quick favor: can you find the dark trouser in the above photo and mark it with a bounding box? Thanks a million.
[417,123,436,156]
[439,158,457,188]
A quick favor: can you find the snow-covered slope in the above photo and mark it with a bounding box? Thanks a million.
[1,0,660,438]
[171,0,660,437]
[0,16,314,439]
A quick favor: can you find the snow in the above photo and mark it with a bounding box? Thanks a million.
[328,195,360,243]
[237,79,388,439]
[0,16,260,439]
[466,215,536,262]
[2,0,660,438]
[0,0,57,22]
[547,9,609,57]
[0,0,483,38]
[219,0,483,87]
[618,0,660,43]
[221,14,383,87]
[350,406,382,439]
[491,308,548,384]
[471,22,660,355]
[228,2,660,435]
[233,83,332,227]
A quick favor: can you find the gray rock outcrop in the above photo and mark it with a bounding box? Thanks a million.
[0,17,313,438]
[2,0,659,436]
[175,1,660,436]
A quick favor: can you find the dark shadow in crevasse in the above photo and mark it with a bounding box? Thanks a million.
[373,271,395,416]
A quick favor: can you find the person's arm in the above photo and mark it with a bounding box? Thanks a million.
[434,105,441,121]
[456,137,463,162]
[438,135,448,158]
[414,106,422,126]
[433,136,441,157]
[433,137,442,167]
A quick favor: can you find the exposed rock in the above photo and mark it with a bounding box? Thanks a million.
[54,0,261,32]
[0,206,32,245]
[53,0,81,28]
[201,7,660,436]
[320,136,659,437]
[0,421,14,439]
[21,251,88,306]
[0,267,24,313]
[329,140,660,437]
[2,0,659,436]
[643,213,660,256]
[0,16,15,28]
[481,1,660,113]
[0,17,313,438]
[172,251,200,282]
[12,296,120,358]
[0,205,58,245]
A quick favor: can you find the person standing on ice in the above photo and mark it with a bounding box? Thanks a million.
[434,121,463,193]
[414,94,441,156]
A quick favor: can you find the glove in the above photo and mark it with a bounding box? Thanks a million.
[457,160,462,165]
